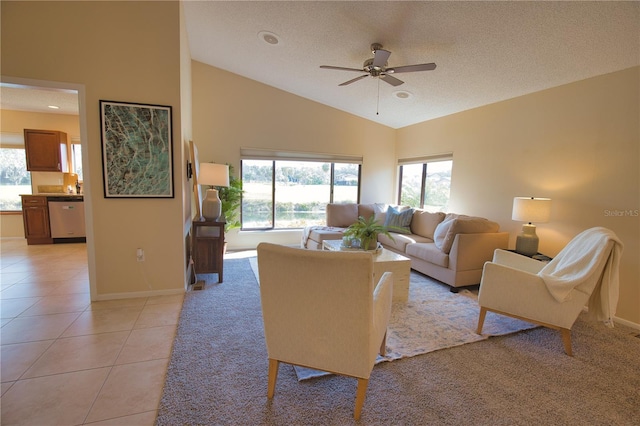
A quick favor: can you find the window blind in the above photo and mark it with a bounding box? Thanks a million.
[241,147,362,165]
[397,152,453,166]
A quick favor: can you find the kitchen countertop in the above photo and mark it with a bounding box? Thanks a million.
[21,193,84,198]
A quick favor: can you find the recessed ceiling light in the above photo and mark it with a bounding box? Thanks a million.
[258,31,281,46]
[47,105,60,109]
[393,91,413,99]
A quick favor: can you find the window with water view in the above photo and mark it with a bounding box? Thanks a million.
[241,159,360,229]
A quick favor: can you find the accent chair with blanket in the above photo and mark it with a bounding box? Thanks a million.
[477,227,624,356]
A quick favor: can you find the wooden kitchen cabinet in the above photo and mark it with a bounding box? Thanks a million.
[192,219,226,283]
[21,195,53,245]
[24,129,69,172]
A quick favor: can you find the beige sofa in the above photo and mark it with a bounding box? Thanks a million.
[302,203,509,291]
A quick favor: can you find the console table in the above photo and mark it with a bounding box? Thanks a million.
[192,218,226,283]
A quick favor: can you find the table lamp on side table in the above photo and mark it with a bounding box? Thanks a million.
[199,163,229,221]
[512,196,552,256]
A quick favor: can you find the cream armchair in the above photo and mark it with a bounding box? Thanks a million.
[477,227,623,356]
[257,242,393,420]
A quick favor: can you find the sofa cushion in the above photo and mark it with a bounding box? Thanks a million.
[379,232,431,252]
[410,210,445,239]
[326,203,358,227]
[383,206,414,234]
[439,217,500,254]
[406,243,449,268]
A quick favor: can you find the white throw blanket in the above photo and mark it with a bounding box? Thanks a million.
[300,225,344,248]
[538,227,623,327]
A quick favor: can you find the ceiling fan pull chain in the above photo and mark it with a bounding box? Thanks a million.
[376,77,380,115]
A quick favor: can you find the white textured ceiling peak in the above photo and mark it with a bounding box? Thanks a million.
[185,1,640,129]
[3,1,638,128]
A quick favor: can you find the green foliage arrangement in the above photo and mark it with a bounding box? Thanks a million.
[343,215,393,251]
[216,164,243,232]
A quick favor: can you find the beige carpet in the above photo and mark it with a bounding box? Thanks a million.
[157,257,640,425]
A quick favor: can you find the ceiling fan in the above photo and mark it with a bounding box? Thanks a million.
[320,43,436,87]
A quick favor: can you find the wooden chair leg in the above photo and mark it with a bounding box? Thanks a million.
[561,329,573,357]
[476,307,487,334]
[354,378,369,420]
[267,359,279,398]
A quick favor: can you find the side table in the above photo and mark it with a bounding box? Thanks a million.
[192,218,226,283]
[507,249,552,263]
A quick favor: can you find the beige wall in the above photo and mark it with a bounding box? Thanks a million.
[397,67,640,325]
[191,61,397,249]
[2,1,187,298]
[179,4,194,286]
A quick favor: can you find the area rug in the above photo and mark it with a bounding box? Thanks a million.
[249,256,537,380]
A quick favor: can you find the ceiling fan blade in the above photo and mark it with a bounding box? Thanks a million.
[381,74,404,87]
[320,65,365,73]
[372,49,391,68]
[339,74,369,86]
[388,63,437,74]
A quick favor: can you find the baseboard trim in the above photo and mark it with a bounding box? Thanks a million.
[614,315,640,330]
[93,288,184,301]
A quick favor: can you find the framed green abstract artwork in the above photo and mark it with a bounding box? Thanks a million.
[100,100,174,198]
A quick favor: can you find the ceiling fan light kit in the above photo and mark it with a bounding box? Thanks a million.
[320,43,436,87]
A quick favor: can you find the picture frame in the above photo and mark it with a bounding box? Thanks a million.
[99,100,174,198]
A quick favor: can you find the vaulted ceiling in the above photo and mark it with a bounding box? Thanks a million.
[3,1,638,129]
[185,1,639,128]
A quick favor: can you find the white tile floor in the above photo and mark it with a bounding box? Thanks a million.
[1,238,183,425]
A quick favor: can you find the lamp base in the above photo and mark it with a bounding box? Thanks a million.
[515,223,539,256]
[202,188,222,221]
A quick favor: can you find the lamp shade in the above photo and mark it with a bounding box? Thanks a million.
[512,197,551,224]
[199,163,229,187]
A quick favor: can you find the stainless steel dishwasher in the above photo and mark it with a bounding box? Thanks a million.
[47,197,86,241]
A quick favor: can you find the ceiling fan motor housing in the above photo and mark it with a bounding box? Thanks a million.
[363,58,386,76]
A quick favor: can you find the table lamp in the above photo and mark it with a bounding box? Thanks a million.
[199,163,229,221]
[512,197,552,256]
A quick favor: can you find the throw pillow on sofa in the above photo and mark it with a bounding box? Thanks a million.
[434,216,457,250]
[359,203,388,224]
[384,206,414,234]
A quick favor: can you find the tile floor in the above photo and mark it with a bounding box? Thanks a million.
[1,238,183,425]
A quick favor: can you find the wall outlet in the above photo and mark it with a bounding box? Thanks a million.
[136,248,145,262]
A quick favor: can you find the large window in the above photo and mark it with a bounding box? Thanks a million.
[0,147,31,211]
[241,156,361,230]
[398,157,452,212]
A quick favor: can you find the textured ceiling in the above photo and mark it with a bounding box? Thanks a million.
[0,85,79,115]
[3,1,638,129]
[185,0,639,128]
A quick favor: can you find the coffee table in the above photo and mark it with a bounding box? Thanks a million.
[322,240,411,302]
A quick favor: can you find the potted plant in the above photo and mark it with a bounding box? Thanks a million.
[216,164,243,233]
[343,215,394,251]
